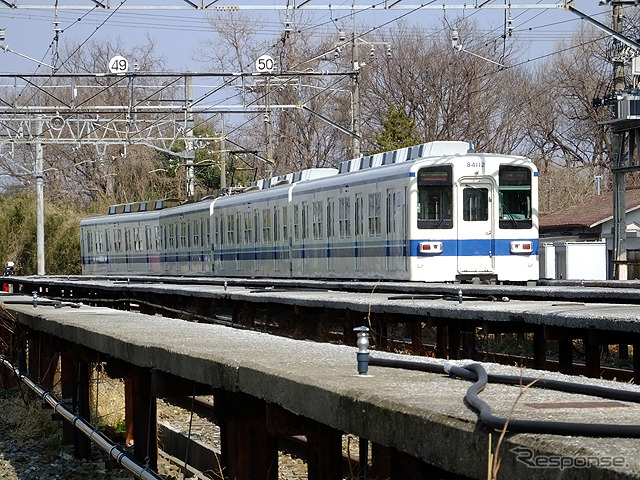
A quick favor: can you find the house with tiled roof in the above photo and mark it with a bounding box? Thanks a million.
[539,189,640,279]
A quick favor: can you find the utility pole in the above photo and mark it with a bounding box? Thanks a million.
[612,1,627,280]
[265,75,274,178]
[185,75,195,199]
[35,116,45,276]
[351,32,361,158]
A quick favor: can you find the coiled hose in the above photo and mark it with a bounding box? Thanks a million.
[369,356,640,437]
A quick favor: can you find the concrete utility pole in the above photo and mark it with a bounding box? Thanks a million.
[612,1,628,280]
[351,32,361,158]
[35,116,45,276]
[185,75,195,199]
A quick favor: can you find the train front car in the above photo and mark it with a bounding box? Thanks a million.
[410,151,538,283]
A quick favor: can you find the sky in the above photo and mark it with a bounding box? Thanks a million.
[0,1,613,76]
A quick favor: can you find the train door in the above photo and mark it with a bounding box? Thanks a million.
[457,179,495,274]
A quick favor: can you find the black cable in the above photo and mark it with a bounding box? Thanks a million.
[369,356,640,437]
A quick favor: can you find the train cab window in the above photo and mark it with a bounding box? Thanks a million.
[463,187,488,221]
[499,166,532,229]
[417,166,453,229]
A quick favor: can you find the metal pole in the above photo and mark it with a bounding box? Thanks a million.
[612,2,627,280]
[351,33,361,158]
[185,75,195,199]
[265,76,273,178]
[35,116,45,276]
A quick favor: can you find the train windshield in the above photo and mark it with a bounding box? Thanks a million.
[417,166,453,229]
[499,166,532,229]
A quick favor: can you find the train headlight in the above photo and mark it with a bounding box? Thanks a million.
[419,241,443,254]
[510,241,533,254]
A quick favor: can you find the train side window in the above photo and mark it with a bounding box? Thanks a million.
[499,166,533,229]
[134,227,142,252]
[355,194,364,237]
[168,224,176,249]
[226,214,234,245]
[244,211,253,245]
[301,202,309,240]
[327,198,335,239]
[339,197,351,239]
[205,218,210,246]
[293,205,300,241]
[273,207,280,243]
[86,232,94,254]
[193,220,200,247]
[180,222,188,248]
[263,208,272,243]
[124,228,132,252]
[106,231,112,253]
[417,166,453,229]
[155,226,162,251]
[462,188,489,221]
[282,206,289,240]
[368,193,382,237]
[114,229,122,252]
[312,200,323,240]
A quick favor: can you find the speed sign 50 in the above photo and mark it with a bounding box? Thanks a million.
[255,55,275,73]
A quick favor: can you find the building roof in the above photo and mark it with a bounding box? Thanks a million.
[539,189,640,231]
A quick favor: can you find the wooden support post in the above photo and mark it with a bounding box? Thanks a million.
[124,378,134,445]
[60,349,76,445]
[448,325,461,360]
[74,360,92,460]
[436,325,447,359]
[533,329,547,370]
[215,391,278,480]
[584,338,601,379]
[267,402,342,480]
[558,337,573,375]
[410,320,423,355]
[38,334,58,390]
[461,325,477,360]
[130,368,157,471]
[344,309,358,347]
[370,443,432,480]
[619,344,629,361]
[634,343,640,385]
[306,422,343,480]
[27,332,40,380]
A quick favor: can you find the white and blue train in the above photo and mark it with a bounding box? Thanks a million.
[80,141,539,283]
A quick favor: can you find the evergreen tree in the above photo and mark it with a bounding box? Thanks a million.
[374,103,422,153]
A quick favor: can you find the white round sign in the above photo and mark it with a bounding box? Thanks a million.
[108,55,129,74]
[255,54,275,73]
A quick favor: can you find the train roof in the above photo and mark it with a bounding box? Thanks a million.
[83,141,536,223]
